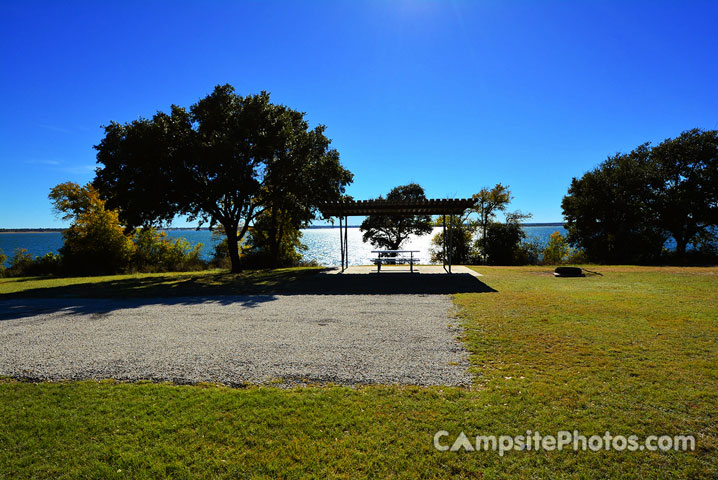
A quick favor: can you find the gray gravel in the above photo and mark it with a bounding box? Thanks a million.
[0,295,472,387]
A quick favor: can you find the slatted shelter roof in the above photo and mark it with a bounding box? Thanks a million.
[320,198,475,217]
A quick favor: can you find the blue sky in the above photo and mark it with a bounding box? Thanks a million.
[1,1,717,228]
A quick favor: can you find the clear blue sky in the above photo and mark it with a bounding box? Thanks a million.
[1,1,717,228]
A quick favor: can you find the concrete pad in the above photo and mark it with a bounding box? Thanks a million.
[324,265,483,276]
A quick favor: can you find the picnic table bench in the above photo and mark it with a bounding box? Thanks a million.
[371,250,420,273]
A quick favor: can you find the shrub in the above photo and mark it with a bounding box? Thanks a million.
[161,237,204,271]
[131,228,205,272]
[240,213,306,268]
[542,231,571,265]
[515,239,543,265]
[295,258,320,267]
[566,248,589,264]
[7,249,34,276]
[541,231,588,265]
[50,182,135,275]
[31,252,63,276]
[4,249,62,277]
[0,249,5,277]
[60,208,135,276]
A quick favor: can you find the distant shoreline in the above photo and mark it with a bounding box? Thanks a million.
[521,223,565,227]
[0,229,66,233]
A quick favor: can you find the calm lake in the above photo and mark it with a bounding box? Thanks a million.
[0,226,567,267]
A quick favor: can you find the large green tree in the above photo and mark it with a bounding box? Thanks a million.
[562,145,668,263]
[562,129,718,263]
[94,85,352,272]
[650,129,718,256]
[360,183,433,253]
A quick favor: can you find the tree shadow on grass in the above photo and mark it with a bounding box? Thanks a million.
[0,269,496,321]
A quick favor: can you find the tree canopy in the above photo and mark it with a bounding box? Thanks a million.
[360,183,433,253]
[650,129,718,256]
[471,184,511,263]
[49,182,135,275]
[94,84,353,272]
[562,129,718,263]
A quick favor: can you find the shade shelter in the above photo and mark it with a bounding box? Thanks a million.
[319,198,475,273]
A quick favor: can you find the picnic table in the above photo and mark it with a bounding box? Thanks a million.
[371,250,420,273]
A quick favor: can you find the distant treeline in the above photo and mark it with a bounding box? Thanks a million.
[0,227,211,233]
[0,228,65,233]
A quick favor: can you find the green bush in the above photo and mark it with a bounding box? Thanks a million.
[49,182,136,275]
[541,231,571,265]
[60,208,135,276]
[131,228,204,272]
[541,231,588,265]
[515,239,543,265]
[0,249,6,277]
[7,249,35,276]
[4,249,62,277]
[566,248,589,264]
[32,252,64,276]
[239,212,306,269]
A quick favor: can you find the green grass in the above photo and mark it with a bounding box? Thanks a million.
[0,267,324,298]
[1,266,716,478]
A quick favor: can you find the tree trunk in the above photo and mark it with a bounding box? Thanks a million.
[225,225,242,273]
[675,236,688,259]
[269,208,280,269]
[273,216,284,268]
[481,218,488,265]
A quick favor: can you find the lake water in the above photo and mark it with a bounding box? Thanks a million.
[0,226,567,267]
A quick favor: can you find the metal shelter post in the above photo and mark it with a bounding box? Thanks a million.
[344,216,348,270]
[338,216,345,272]
[448,214,453,274]
[442,214,447,273]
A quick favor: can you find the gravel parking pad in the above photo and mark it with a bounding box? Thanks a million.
[0,295,472,387]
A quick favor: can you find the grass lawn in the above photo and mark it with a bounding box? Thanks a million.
[1,266,716,478]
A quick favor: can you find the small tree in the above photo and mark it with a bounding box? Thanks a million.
[472,184,511,262]
[49,182,135,275]
[476,211,531,265]
[360,183,433,254]
[542,231,572,265]
[0,249,5,277]
[430,214,476,264]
